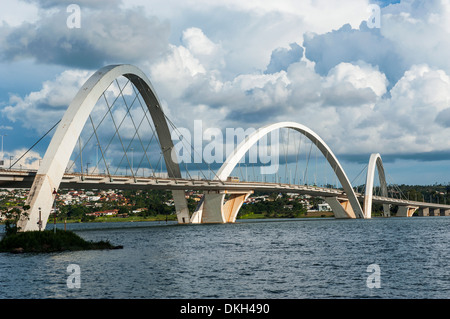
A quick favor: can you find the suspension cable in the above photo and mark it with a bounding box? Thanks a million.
[9,119,61,169]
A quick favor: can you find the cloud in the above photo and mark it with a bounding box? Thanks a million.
[177,0,371,31]
[303,22,406,87]
[0,5,170,68]
[338,64,450,156]
[435,108,450,128]
[123,0,372,78]
[22,0,121,9]
[3,149,42,170]
[265,43,303,74]
[380,0,450,75]
[181,27,225,70]
[321,61,388,107]
[4,0,450,179]
[2,69,91,134]
[148,27,391,135]
[0,1,39,27]
[304,0,450,89]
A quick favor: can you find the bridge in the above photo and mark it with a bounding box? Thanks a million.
[2,64,449,231]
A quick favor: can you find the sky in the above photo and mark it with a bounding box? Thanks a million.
[1,0,450,186]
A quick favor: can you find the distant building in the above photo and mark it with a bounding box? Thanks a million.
[86,209,118,217]
[318,203,331,211]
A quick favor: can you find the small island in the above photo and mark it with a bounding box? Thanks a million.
[0,229,123,254]
[0,229,123,253]
[0,206,122,253]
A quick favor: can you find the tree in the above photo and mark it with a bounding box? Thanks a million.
[1,205,30,236]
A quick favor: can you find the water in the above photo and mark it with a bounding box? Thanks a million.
[1,217,450,299]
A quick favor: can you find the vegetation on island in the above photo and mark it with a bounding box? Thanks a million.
[0,229,122,253]
[0,206,122,254]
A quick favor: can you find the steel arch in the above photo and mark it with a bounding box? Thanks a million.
[215,121,365,219]
[363,153,389,218]
[18,64,189,231]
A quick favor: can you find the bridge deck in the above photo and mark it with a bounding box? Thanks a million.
[1,169,449,210]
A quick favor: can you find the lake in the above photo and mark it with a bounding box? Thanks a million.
[1,217,450,299]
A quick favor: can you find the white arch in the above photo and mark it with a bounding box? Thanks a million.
[363,153,389,218]
[18,64,189,231]
[216,121,364,219]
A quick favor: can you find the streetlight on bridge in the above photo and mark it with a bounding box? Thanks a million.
[0,134,6,166]
[131,147,134,175]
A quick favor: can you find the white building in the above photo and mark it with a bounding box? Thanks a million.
[318,203,331,211]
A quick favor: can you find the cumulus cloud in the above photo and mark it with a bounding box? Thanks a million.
[181,27,225,70]
[125,0,372,77]
[2,70,91,133]
[4,0,450,176]
[178,0,371,31]
[22,0,121,9]
[0,4,170,68]
[304,0,450,89]
[4,149,42,170]
[265,43,303,74]
[380,1,450,75]
[303,22,406,86]
[149,38,450,162]
[148,29,390,135]
[336,64,450,155]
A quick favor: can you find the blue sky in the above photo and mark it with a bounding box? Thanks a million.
[1,0,450,186]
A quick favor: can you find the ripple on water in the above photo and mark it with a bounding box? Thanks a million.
[2,218,450,298]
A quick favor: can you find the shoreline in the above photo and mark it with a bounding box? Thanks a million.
[0,212,337,227]
[55,211,336,224]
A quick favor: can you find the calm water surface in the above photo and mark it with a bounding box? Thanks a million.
[1,217,450,299]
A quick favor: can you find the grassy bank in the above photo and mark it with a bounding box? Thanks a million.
[43,214,178,225]
[62,212,332,223]
[238,213,266,219]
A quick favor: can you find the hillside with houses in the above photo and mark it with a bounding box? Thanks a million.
[0,188,333,222]
[3,183,447,222]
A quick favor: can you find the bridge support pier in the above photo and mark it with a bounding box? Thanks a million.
[222,191,253,223]
[190,190,253,223]
[172,190,190,223]
[431,208,441,216]
[382,204,391,217]
[191,191,224,223]
[418,207,429,216]
[397,205,418,217]
[324,197,356,218]
[441,209,450,216]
